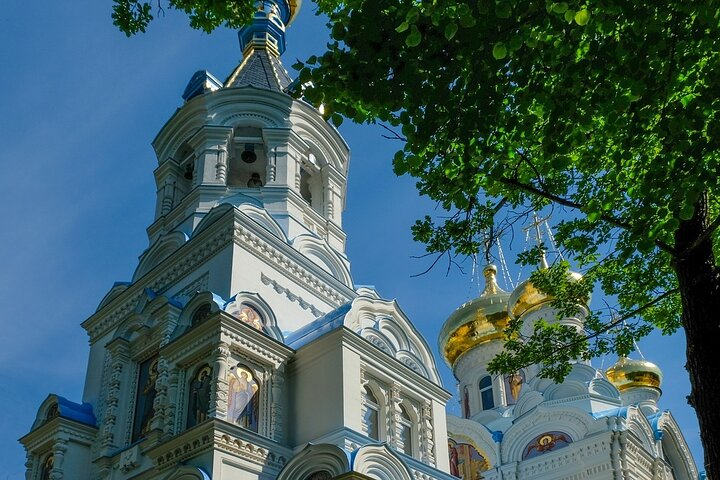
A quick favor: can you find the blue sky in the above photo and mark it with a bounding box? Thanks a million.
[0,0,704,476]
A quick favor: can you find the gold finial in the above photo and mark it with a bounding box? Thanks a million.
[481,265,504,296]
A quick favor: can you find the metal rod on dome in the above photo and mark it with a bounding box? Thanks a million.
[545,220,564,261]
[524,212,551,269]
[496,237,515,290]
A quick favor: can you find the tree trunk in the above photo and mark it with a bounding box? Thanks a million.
[674,193,720,480]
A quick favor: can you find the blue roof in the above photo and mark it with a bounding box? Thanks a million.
[56,395,96,427]
[592,406,629,420]
[285,303,352,349]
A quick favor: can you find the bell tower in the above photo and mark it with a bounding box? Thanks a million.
[150,0,349,261]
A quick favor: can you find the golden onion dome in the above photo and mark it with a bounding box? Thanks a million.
[507,270,584,319]
[606,356,663,391]
[438,265,511,367]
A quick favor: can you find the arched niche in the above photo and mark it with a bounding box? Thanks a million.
[352,444,413,480]
[174,143,196,197]
[657,413,698,480]
[171,291,225,338]
[186,363,213,429]
[501,406,593,463]
[277,443,350,480]
[224,292,283,342]
[226,362,261,432]
[521,431,573,461]
[447,438,491,480]
[228,126,268,188]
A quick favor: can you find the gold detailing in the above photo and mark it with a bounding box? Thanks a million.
[288,0,300,24]
[439,265,510,367]
[507,271,584,319]
[606,356,663,391]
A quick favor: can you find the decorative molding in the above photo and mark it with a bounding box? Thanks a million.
[173,273,210,304]
[260,272,326,317]
[154,431,214,471]
[84,226,234,341]
[235,225,349,307]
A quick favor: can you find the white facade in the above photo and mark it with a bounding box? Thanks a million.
[20,3,454,479]
[442,269,699,480]
[19,3,700,480]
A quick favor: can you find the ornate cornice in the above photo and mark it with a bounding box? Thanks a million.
[260,272,326,317]
[233,214,354,307]
[20,417,98,453]
[82,221,234,342]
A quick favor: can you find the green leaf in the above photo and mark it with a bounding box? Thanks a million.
[459,15,476,28]
[681,93,698,108]
[406,25,422,47]
[574,9,590,25]
[553,2,569,14]
[492,42,508,59]
[395,21,410,33]
[330,113,344,127]
[445,22,459,40]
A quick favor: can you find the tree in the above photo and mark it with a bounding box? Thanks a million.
[113,0,720,476]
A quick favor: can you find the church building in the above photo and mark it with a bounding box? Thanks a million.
[20,1,699,479]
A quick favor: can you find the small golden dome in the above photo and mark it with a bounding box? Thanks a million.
[606,357,663,391]
[438,265,510,367]
[507,270,584,319]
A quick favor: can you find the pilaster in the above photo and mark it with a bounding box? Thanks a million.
[188,125,234,186]
[210,342,231,420]
[100,338,130,454]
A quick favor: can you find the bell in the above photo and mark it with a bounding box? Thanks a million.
[241,144,257,163]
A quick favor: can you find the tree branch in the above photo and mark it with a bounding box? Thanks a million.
[495,176,678,256]
[678,212,720,259]
[507,288,680,373]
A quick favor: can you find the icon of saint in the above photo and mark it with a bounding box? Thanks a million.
[247,173,263,187]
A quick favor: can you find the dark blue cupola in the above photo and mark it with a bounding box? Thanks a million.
[237,0,299,58]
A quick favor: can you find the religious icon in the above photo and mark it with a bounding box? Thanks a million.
[227,364,260,432]
[233,304,264,331]
[187,365,213,428]
[504,370,525,405]
[132,356,159,442]
[522,431,572,460]
[247,173,264,187]
[448,438,489,480]
[40,454,53,480]
[449,441,460,477]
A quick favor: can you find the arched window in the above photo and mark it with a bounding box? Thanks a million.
[191,303,212,326]
[479,375,495,411]
[228,128,267,188]
[227,364,260,432]
[175,144,195,198]
[40,454,53,480]
[362,386,380,440]
[399,404,413,456]
[187,364,212,428]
